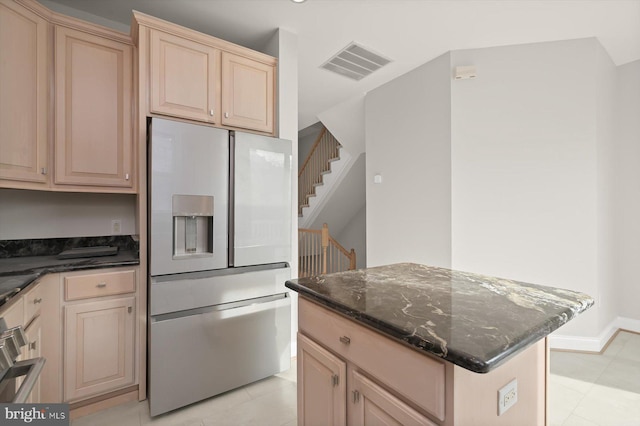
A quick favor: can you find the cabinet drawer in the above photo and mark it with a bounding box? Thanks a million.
[64,270,136,301]
[23,283,44,324]
[299,298,446,421]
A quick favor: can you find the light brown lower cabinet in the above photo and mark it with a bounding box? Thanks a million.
[297,333,346,425]
[297,297,548,426]
[63,296,135,402]
[349,369,437,426]
[297,332,435,426]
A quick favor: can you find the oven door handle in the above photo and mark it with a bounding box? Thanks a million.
[12,357,46,403]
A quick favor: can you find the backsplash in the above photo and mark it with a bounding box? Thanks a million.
[0,235,139,258]
[0,189,136,240]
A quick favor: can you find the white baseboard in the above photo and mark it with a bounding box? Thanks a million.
[549,316,640,352]
[616,317,640,333]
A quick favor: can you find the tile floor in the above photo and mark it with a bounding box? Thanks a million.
[71,364,298,426]
[72,331,640,426]
[549,330,640,426]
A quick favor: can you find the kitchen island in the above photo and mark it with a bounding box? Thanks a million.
[285,263,593,426]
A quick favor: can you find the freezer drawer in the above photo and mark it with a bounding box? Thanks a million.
[149,264,290,316]
[148,293,291,416]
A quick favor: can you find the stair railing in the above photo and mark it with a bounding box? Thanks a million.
[298,128,341,215]
[298,223,356,278]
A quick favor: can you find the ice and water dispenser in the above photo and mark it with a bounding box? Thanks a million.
[172,195,214,257]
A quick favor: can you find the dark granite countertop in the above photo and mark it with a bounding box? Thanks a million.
[0,236,139,310]
[286,263,594,374]
[0,251,139,302]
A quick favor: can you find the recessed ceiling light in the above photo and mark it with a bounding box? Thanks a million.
[291,0,307,3]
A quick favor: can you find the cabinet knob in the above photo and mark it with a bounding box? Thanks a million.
[30,341,36,351]
[125,173,130,181]
[352,390,360,403]
[339,336,351,345]
[224,112,229,118]
[97,282,107,288]
[331,374,339,387]
[33,298,42,304]
[40,167,47,175]
[128,306,132,314]
[210,110,214,116]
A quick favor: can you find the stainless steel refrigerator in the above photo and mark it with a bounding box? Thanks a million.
[148,117,292,416]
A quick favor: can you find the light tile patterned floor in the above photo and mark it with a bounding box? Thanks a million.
[71,363,297,426]
[550,330,640,426]
[72,331,640,426]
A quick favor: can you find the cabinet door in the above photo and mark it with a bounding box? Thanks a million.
[298,333,346,426]
[150,29,218,123]
[349,370,437,426]
[0,0,48,186]
[38,273,62,403]
[55,26,133,189]
[64,296,135,402]
[24,315,42,404]
[221,51,274,134]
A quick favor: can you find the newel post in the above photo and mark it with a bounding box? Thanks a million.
[321,223,329,274]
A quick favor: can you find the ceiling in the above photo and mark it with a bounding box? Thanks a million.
[44,0,640,130]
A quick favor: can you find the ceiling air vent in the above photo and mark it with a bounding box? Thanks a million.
[321,42,391,81]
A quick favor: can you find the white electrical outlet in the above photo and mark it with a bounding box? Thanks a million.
[498,378,518,416]
[111,219,122,235]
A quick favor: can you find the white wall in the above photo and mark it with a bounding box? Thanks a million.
[450,39,600,337]
[364,38,628,345]
[318,94,366,157]
[595,43,618,334]
[365,52,452,268]
[264,28,299,356]
[336,204,366,269]
[264,28,298,276]
[614,59,640,322]
[0,189,136,239]
[38,0,130,33]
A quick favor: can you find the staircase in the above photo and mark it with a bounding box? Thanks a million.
[298,127,341,216]
[298,126,357,277]
[298,223,356,278]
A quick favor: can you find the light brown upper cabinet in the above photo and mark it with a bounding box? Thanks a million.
[55,25,134,189]
[221,52,274,134]
[134,11,277,135]
[0,0,48,188]
[149,29,219,124]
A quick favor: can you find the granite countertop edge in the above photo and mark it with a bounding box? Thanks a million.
[285,279,589,374]
[0,252,140,307]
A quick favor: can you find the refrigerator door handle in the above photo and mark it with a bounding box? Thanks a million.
[228,131,235,267]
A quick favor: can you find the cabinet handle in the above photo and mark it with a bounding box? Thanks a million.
[339,336,351,345]
[210,109,214,116]
[224,112,229,118]
[97,282,107,288]
[125,173,130,181]
[33,298,42,304]
[331,374,339,387]
[128,306,132,314]
[352,390,360,404]
[40,167,47,175]
[30,341,36,351]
